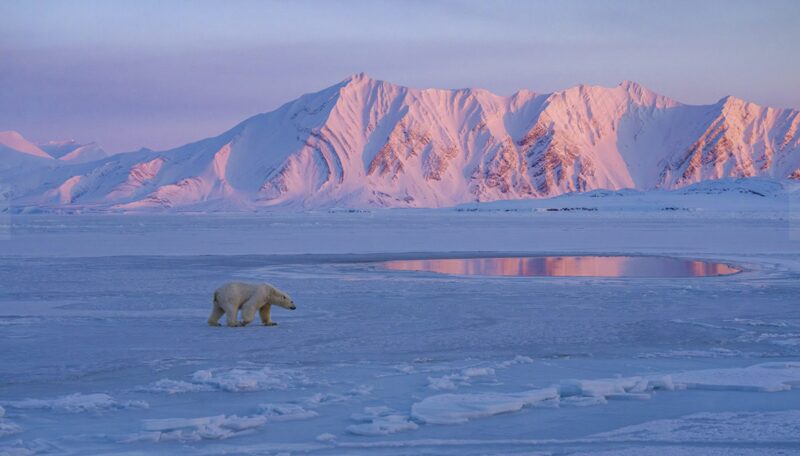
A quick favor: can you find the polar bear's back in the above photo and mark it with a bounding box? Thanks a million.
[215,282,261,306]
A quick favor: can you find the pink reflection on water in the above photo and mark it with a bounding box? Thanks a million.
[382,256,740,277]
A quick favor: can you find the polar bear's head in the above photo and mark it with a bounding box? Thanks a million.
[268,286,296,310]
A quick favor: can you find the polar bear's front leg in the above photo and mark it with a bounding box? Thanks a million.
[259,304,277,326]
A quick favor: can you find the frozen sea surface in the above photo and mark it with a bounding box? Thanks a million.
[1,206,800,455]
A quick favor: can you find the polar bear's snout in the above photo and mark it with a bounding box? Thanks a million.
[272,290,296,310]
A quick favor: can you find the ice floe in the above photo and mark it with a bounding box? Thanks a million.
[669,362,800,392]
[0,405,22,438]
[347,406,419,436]
[126,414,269,442]
[0,438,61,456]
[139,364,311,394]
[495,355,535,368]
[729,318,791,328]
[124,391,338,444]
[427,366,496,391]
[0,420,22,438]
[136,378,215,394]
[754,332,800,347]
[191,365,310,392]
[315,432,337,442]
[412,362,800,425]
[590,410,800,443]
[1,393,148,413]
[258,403,318,421]
[412,388,560,424]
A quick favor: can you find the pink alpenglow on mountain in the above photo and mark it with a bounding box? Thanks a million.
[3,74,800,211]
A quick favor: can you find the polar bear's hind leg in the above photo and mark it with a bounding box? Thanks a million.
[225,308,240,327]
[208,292,224,326]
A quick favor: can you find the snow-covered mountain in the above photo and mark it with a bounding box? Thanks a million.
[4,74,800,211]
[39,139,108,163]
[0,131,60,184]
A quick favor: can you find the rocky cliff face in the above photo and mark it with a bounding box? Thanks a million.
[4,73,800,211]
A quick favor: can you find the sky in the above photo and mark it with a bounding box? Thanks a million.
[2,0,799,152]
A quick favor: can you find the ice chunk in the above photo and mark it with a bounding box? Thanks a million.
[0,405,20,437]
[427,366,496,390]
[349,384,374,396]
[136,365,310,394]
[303,392,348,406]
[411,388,559,424]
[427,376,458,391]
[558,376,664,400]
[0,419,22,437]
[128,414,268,442]
[495,355,535,368]
[190,365,309,392]
[143,414,267,432]
[462,367,495,377]
[258,403,318,421]
[346,406,418,436]
[346,415,418,436]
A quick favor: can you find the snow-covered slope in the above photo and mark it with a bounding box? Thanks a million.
[40,140,108,163]
[0,131,52,159]
[4,74,800,211]
[0,131,60,196]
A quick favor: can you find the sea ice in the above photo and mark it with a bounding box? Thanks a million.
[411,388,560,424]
[412,363,800,426]
[127,414,268,442]
[189,365,310,392]
[258,403,319,421]
[427,366,496,390]
[1,393,148,413]
[347,407,418,436]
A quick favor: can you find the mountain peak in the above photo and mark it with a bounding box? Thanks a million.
[0,130,52,158]
[718,94,747,107]
[342,72,377,85]
[617,80,658,98]
[37,138,107,163]
[618,80,643,90]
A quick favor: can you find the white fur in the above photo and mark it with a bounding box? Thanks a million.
[208,282,295,327]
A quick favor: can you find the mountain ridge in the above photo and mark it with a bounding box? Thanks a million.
[3,74,799,211]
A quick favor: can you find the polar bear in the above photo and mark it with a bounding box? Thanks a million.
[208,282,296,327]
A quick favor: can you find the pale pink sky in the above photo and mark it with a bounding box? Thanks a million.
[2,0,798,152]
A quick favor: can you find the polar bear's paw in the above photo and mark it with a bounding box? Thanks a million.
[263,322,278,327]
